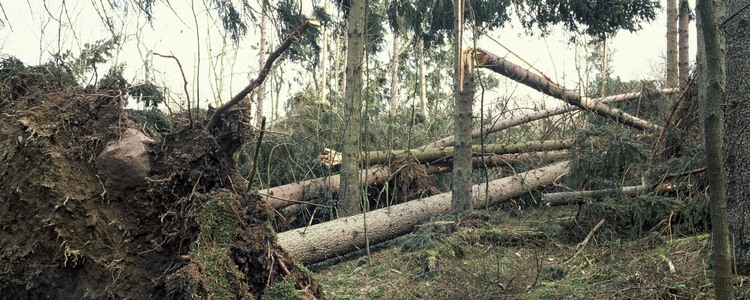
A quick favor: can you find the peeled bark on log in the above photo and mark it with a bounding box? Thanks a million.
[364,139,573,165]
[277,161,569,264]
[474,48,662,133]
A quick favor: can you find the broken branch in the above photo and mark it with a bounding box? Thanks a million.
[207,19,320,130]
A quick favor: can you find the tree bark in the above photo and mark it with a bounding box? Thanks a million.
[418,37,429,121]
[389,32,400,116]
[667,0,679,87]
[725,0,750,281]
[364,139,573,165]
[476,48,662,133]
[277,161,569,264]
[318,0,329,102]
[699,0,734,297]
[452,39,474,215]
[678,0,690,86]
[256,2,267,127]
[338,0,367,217]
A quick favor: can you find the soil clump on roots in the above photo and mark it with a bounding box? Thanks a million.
[0,61,322,298]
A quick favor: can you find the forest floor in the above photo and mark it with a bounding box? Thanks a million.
[311,206,750,300]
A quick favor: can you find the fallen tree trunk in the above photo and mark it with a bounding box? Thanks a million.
[263,86,674,208]
[475,48,662,133]
[543,183,681,206]
[425,88,678,149]
[277,161,569,264]
[427,150,570,173]
[281,151,570,217]
[262,166,390,209]
[363,139,573,165]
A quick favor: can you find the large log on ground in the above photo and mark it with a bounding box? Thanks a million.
[277,161,569,264]
[475,48,662,133]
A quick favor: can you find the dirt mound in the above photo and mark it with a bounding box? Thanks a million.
[0,62,322,298]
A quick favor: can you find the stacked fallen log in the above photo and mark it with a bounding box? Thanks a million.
[277,161,569,264]
[262,87,675,209]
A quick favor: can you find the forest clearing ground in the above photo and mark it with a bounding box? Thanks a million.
[312,207,750,299]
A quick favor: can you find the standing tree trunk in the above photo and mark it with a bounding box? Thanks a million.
[726,0,750,280]
[698,0,733,298]
[667,0,678,87]
[678,0,690,86]
[451,0,473,213]
[319,0,329,102]
[389,30,400,116]
[338,0,367,217]
[256,2,267,127]
[418,37,429,121]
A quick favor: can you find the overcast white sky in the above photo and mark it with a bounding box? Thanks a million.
[0,0,695,116]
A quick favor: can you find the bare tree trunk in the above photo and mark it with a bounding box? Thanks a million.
[256,2,267,127]
[278,161,569,264]
[318,1,328,102]
[338,0,366,217]
[476,48,662,133]
[451,0,473,213]
[601,34,608,97]
[418,38,429,120]
[667,0,678,87]
[698,0,733,297]
[724,0,750,290]
[364,139,573,165]
[678,0,690,86]
[389,32,400,116]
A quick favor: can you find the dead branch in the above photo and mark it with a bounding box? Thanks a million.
[206,19,319,130]
[153,52,193,126]
[566,219,606,262]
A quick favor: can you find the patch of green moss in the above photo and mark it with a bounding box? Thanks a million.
[192,194,242,298]
[264,280,302,300]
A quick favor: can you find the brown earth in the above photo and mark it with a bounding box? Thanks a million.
[0,62,322,298]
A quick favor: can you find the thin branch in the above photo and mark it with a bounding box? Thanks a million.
[206,19,319,130]
[0,3,12,31]
[247,116,266,190]
[153,52,193,126]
